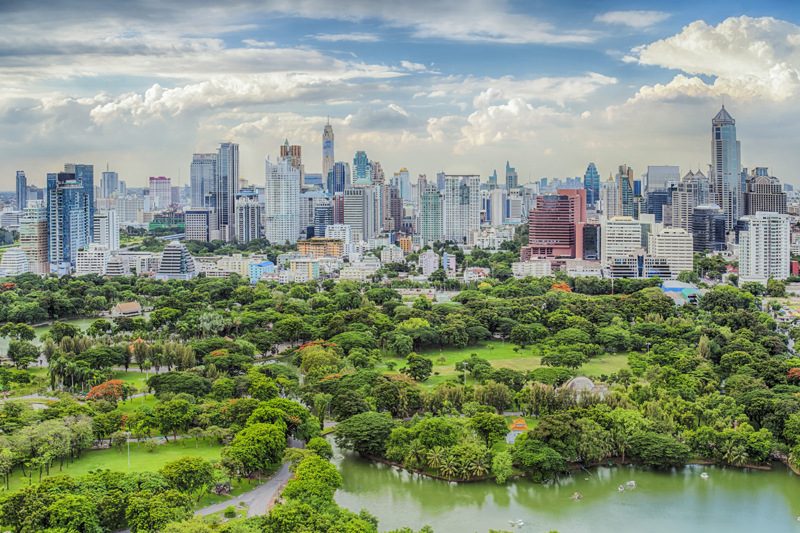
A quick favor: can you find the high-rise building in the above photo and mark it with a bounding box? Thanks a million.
[692,204,726,252]
[325,224,353,255]
[523,189,586,260]
[185,208,219,242]
[217,143,240,240]
[76,244,110,276]
[190,153,217,208]
[280,139,304,185]
[299,191,333,232]
[601,216,643,267]
[353,151,372,185]
[582,223,601,261]
[387,187,402,232]
[171,186,180,206]
[94,210,120,252]
[648,228,693,278]
[265,155,300,245]
[443,175,480,244]
[16,171,27,210]
[489,188,505,227]
[584,163,600,207]
[156,241,196,281]
[505,161,518,191]
[149,176,171,209]
[396,168,411,200]
[64,163,95,242]
[671,170,710,232]
[644,166,680,194]
[617,165,635,218]
[420,184,443,245]
[313,206,333,238]
[488,170,498,191]
[326,161,350,193]
[711,106,742,230]
[646,189,673,224]
[235,195,263,244]
[323,122,334,182]
[742,169,787,215]
[19,200,48,275]
[739,212,791,282]
[47,172,92,268]
[100,171,119,198]
[344,186,376,242]
[436,172,446,191]
[601,174,620,217]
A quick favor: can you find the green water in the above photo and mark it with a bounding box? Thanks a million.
[331,442,800,533]
[0,317,97,354]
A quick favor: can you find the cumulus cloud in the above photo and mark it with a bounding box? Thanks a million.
[312,33,381,42]
[594,11,670,28]
[401,61,427,71]
[345,104,427,130]
[629,16,800,102]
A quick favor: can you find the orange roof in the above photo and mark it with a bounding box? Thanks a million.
[509,417,528,431]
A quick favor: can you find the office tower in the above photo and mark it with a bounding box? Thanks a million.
[396,168,411,200]
[326,161,350,193]
[505,161,518,190]
[600,216,643,267]
[616,165,635,217]
[235,196,263,244]
[353,151,372,184]
[191,153,217,208]
[739,212,791,282]
[646,188,673,224]
[711,106,742,230]
[343,186,376,242]
[314,206,333,238]
[601,174,620,217]
[155,241,197,281]
[644,166,680,193]
[16,171,27,210]
[332,192,345,224]
[117,194,145,224]
[582,223,601,261]
[488,170,498,191]
[420,184,443,245]
[443,175,480,244]
[264,155,300,244]
[524,189,586,260]
[280,139,304,185]
[148,176,171,209]
[217,142,240,240]
[742,169,787,215]
[671,170,710,232]
[489,188,505,226]
[171,186,180,205]
[633,179,642,197]
[584,163,600,207]
[185,208,219,242]
[0,248,29,275]
[100,171,119,198]
[648,228,693,278]
[436,171,446,191]
[94,211,120,251]
[299,191,333,231]
[19,200,48,275]
[386,187,402,232]
[26,184,45,202]
[323,122,334,182]
[64,163,94,242]
[692,204,726,252]
[47,172,92,268]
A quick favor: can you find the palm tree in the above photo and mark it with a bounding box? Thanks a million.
[440,455,458,481]
[427,446,445,470]
[65,362,77,392]
[611,429,630,463]
[456,459,471,481]
[469,455,490,478]
[405,440,426,468]
[49,357,68,390]
[724,443,749,467]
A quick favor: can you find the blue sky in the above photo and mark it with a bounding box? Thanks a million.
[2,0,800,188]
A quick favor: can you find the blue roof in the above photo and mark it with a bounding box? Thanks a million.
[254,261,274,267]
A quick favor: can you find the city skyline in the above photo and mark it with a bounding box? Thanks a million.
[2,2,800,188]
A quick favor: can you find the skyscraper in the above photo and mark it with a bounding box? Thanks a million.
[584,163,600,207]
[671,170,710,232]
[523,189,586,260]
[742,169,787,215]
[323,121,334,182]
[739,212,791,282]
[94,210,120,251]
[265,155,300,245]
[217,143,239,240]
[617,165,635,218]
[47,172,92,268]
[644,166,679,193]
[149,176,171,209]
[353,151,372,184]
[100,171,119,198]
[443,175,480,244]
[692,204,726,252]
[16,171,27,210]
[712,106,742,230]
[64,163,94,242]
[190,153,217,208]
[488,170,498,191]
[344,186,376,242]
[235,195,263,244]
[280,140,304,185]
[326,161,350,193]
[420,184,443,245]
[19,199,48,275]
[505,161,518,190]
[397,168,411,200]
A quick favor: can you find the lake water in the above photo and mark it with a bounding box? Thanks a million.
[0,317,98,354]
[330,441,800,533]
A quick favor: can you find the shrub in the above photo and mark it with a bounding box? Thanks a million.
[223,505,237,518]
[144,440,158,453]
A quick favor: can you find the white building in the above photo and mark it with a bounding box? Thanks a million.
[739,211,791,283]
[0,248,29,275]
[235,197,263,244]
[265,155,300,245]
[420,250,440,276]
[344,186,376,242]
[217,254,258,277]
[76,244,110,276]
[380,245,404,263]
[325,224,353,255]
[512,260,552,278]
[489,188,505,227]
[648,227,693,279]
[472,227,515,250]
[94,210,120,252]
[565,260,603,278]
[185,208,220,242]
[19,200,48,275]
[601,216,643,268]
[155,241,196,281]
[444,175,481,244]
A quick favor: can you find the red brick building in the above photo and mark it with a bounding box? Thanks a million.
[521,189,587,261]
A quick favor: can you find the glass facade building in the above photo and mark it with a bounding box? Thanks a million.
[712,106,741,230]
[584,163,600,207]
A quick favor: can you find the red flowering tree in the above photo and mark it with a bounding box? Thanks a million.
[87,379,126,402]
[788,368,800,384]
[551,283,572,293]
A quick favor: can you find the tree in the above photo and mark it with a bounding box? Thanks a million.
[126,489,193,533]
[512,438,568,483]
[247,370,279,401]
[306,437,334,460]
[148,372,212,397]
[87,379,126,402]
[389,333,414,358]
[282,455,342,504]
[471,412,509,447]
[155,399,195,441]
[767,278,786,298]
[492,451,513,484]
[7,341,38,368]
[412,295,432,311]
[47,494,99,533]
[159,456,215,502]
[334,412,395,457]
[404,353,433,382]
[223,423,286,477]
[629,433,691,468]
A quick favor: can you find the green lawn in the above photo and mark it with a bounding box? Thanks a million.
[2,440,223,494]
[380,340,630,387]
[117,394,159,414]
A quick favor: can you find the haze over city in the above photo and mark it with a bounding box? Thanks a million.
[3,0,800,187]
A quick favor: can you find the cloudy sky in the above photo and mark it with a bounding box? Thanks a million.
[2,0,800,189]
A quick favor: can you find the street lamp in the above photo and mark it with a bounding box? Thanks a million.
[646,342,651,357]
[462,361,468,385]
[138,378,146,405]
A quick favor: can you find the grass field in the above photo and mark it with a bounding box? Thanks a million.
[379,340,630,387]
[1,440,222,494]
[117,394,159,414]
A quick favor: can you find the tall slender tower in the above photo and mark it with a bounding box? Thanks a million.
[584,163,600,207]
[265,156,300,244]
[323,121,334,184]
[216,142,239,240]
[711,106,741,230]
[16,171,27,210]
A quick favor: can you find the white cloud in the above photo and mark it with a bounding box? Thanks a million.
[312,33,381,42]
[630,16,800,102]
[242,39,275,47]
[401,61,427,71]
[594,11,670,28]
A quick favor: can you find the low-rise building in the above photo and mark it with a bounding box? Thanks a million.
[111,301,142,317]
[298,238,345,259]
[217,254,257,277]
[76,244,111,276]
[0,248,29,275]
[512,260,552,278]
[380,245,404,263]
[420,250,439,276]
[249,261,275,282]
[463,267,490,283]
[564,260,602,278]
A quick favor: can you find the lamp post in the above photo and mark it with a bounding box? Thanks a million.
[646,342,651,357]
[138,378,146,405]
[462,361,467,385]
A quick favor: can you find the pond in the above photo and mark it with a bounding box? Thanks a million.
[330,441,800,533]
[0,317,100,354]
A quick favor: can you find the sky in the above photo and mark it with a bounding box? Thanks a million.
[2,0,800,189]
